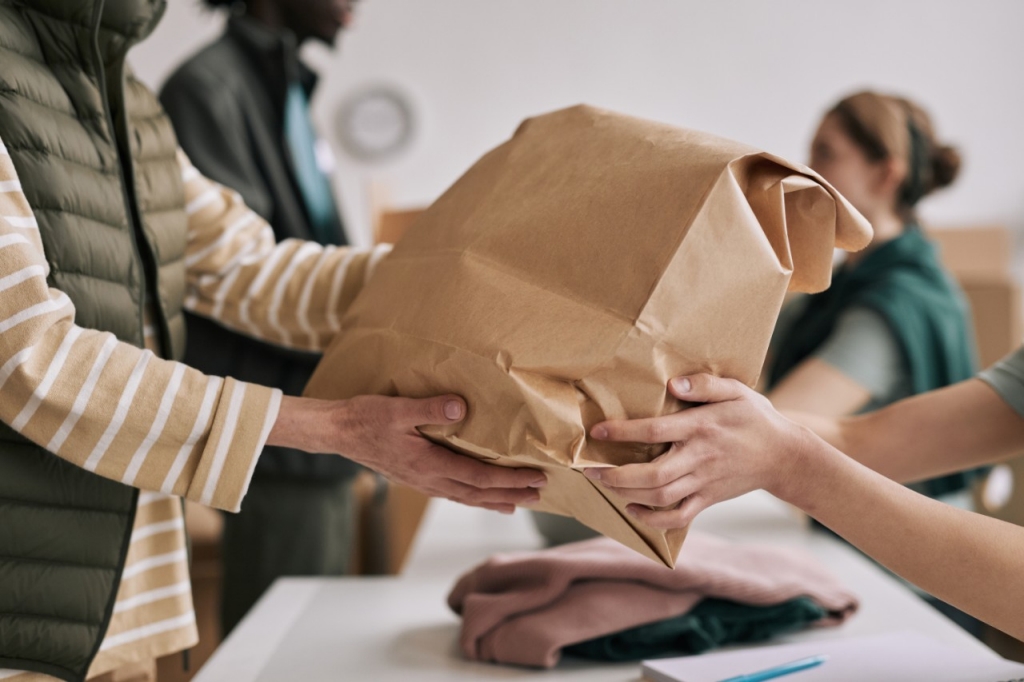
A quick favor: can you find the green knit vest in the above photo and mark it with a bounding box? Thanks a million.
[0,1,188,679]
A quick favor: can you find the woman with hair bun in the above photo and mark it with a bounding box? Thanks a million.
[760,92,981,629]
[766,91,979,505]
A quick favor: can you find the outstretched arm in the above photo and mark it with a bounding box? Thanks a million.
[179,150,389,352]
[790,377,1024,484]
[0,135,544,516]
[587,374,1024,639]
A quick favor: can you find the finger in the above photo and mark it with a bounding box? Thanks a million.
[441,478,541,508]
[393,394,468,428]
[626,494,706,530]
[602,473,700,508]
[442,494,515,515]
[669,373,748,404]
[590,410,701,444]
[439,450,547,490]
[584,447,696,489]
[476,502,517,515]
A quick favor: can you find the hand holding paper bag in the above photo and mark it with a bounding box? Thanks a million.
[268,393,546,513]
[304,105,872,566]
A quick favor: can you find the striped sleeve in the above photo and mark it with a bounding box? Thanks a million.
[0,133,280,513]
[179,150,391,352]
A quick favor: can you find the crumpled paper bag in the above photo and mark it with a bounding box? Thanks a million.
[304,105,872,566]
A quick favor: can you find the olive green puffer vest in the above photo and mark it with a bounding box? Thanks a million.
[0,1,188,679]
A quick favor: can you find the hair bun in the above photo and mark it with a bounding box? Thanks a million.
[931,144,961,190]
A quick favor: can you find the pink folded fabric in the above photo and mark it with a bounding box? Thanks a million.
[447,532,859,668]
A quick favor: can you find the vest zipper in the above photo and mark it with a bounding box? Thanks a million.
[79,6,147,682]
[90,38,148,350]
[110,64,170,355]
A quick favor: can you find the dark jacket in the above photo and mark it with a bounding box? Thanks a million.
[161,17,357,481]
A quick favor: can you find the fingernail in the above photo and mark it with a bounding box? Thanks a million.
[583,468,602,481]
[591,425,608,440]
[671,377,692,394]
[626,505,640,518]
[529,477,547,488]
[443,400,464,420]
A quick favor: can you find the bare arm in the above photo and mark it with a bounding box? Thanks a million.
[791,378,1024,483]
[588,374,1024,639]
[783,426,1024,640]
[768,357,871,416]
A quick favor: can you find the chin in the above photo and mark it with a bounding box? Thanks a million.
[314,29,341,47]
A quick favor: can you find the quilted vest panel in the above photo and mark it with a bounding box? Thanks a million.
[0,1,186,679]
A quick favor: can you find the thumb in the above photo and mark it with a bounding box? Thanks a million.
[669,373,747,404]
[399,394,467,428]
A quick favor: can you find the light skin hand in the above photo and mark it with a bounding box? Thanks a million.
[585,373,1024,639]
[585,374,813,528]
[268,394,546,514]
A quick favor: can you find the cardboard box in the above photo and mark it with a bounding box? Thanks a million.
[928,226,1021,368]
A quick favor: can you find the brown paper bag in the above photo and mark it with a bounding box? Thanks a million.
[304,105,872,567]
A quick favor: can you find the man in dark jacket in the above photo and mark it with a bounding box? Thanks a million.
[160,0,361,634]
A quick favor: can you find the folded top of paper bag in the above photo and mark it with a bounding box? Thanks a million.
[304,105,872,567]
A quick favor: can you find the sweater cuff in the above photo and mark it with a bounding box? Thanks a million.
[197,381,282,512]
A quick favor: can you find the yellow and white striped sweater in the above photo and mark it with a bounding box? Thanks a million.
[0,136,388,680]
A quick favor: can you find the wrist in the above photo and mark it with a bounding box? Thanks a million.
[765,421,821,505]
[268,395,350,455]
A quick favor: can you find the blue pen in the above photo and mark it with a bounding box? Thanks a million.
[716,654,829,682]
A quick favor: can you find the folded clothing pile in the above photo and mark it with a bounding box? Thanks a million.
[447,532,859,668]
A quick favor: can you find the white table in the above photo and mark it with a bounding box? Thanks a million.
[194,492,996,681]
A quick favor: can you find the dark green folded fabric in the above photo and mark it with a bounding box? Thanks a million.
[563,597,827,662]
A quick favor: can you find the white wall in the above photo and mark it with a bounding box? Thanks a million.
[133,0,1024,247]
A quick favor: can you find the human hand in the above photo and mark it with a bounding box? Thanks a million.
[270,394,546,513]
[584,374,812,528]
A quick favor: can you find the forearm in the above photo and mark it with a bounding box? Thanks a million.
[267,395,344,455]
[179,150,390,351]
[778,434,1024,638]
[768,358,871,417]
[0,143,279,512]
[788,379,1024,484]
[0,305,281,512]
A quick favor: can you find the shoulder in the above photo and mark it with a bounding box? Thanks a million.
[161,37,247,100]
[816,306,909,399]
[856,257,969,322]
[978,346,1024,419]
[823,306,900,356]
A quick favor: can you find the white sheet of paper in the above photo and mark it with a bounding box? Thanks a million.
[642,631,1024,682]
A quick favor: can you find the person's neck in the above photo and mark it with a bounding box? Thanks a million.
[245,2,307,45]
[846,210,904,266]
